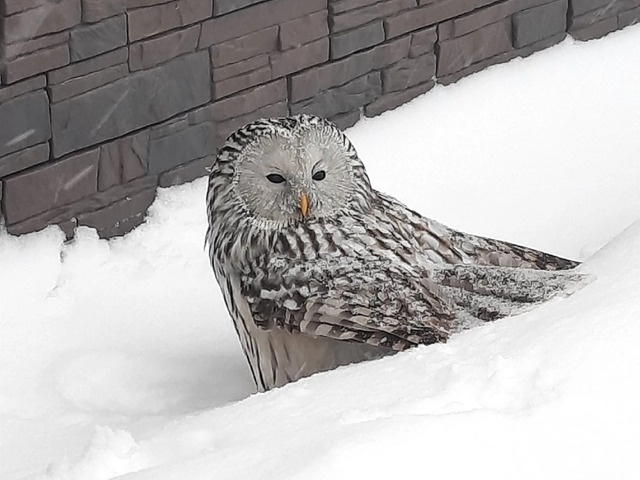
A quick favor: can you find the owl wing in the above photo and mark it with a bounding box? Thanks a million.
[241,258,458,352]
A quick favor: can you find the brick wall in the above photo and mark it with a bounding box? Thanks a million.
[1,0,638,238]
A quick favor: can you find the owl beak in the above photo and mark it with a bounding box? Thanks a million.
[299,192,309,218]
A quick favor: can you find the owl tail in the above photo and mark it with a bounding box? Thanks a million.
[429,264,592,327]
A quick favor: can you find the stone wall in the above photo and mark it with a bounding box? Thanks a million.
[1,0,638,238]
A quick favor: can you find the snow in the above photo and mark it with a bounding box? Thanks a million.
[2,26,640,479]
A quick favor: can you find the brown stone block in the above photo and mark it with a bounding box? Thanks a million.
[2,148,99,224]
[215,66,273,99]
[365,80,433,117]
[215,101,289,146]
[437,20,512,77]
[271,37,329,78]
[384,0,495,38]
[331,0,415,32]
[48,47,128,84]
[409,26,436,57]
[0,143,50,178]
[383,52,435,92]
[3,43,70,84]
[291,71,382,119]
[280,10,329,50]
[207,79,288,122]
[159,155,213,187]
[82,0,126,23]
[212,55,269,82]
[127,0,212,42]
[0,75,46,103]
[98,130,150,190]
[290,35,410,102]
[210,26,279,67]
[48,63,128,103]
[3,31,68,60]
[129,25,200,71]
[331,21,385,59]
[199,0,326,46]
[2,0,81,43]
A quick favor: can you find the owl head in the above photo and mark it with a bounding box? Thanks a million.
[208,115,373,230]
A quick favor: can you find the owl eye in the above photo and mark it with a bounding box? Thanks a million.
[312,170,326,181]
[266,173,286,184]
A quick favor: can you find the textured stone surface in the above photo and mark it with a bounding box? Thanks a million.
[271,37,329,78]
[215,66,272,99]
[409,26,437,57]
[48,64,129,103]
[127,0,212,41]
[290,36,410,101]
[51,51,211,157]
[214,0,266,15]
[1,0,50,15]
[82,0,126,22]
[0,143,50,178]
[0,75,46,102]
[148,122,216,174]
[437,20,512,77]
[212,55,269,81]
[48,47,128,84]
[206,79,288,121]
[2,0,81,43]
[450,0,551,37]
[619,5,640,27]
[330,109,361,130]
[3,31,68,60]
[570,0,620,16]
[365,80,433,116]
[331,0,415,32]
[98,131,150,190]
[331,21,385,59]
[129,25,200,71]
[331,0,381,14]
[2,149,99,224]
[70,14,127,61]
[291,71,382,118]
[214,100,289,145]
[570,16,618,40]
[3,44,70,84]
[0,91,51,158]
[513,0,567,48]
[210,26,279,67]
[126,0,175,8]
[159,155,213,187]
[199,0,326,46]
[383,53,435,92]
[280,10,329,49]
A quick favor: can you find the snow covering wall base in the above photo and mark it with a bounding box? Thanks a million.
[0,0,638,238]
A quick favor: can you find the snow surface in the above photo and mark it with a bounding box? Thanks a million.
[2,26,640,480]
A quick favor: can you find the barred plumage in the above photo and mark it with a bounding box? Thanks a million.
[206,114,583,391]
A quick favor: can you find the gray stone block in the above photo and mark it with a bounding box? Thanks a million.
[214,100,289,146]
[215,66,273,99]
[213,55,270,81]
[98,130,150,190]
[365,80,433,116]
[199,0,326,46]
[48,64,129,103]
[148,122,216,174]
[331,0,415,32]
[48,47,128,84]
[2,148,99,224]
[570,15,618,40]
[0,143,50,178]
[125,0,175,8]
[70,14,128,61]
[3,31,68,60]
[3,44,70,84]
[290,35,410,101]
[0,75,46,103]
[291,71,382,118]
[330,109,361,130]
[280,10,329,50]
[513,0,567,48]
[214,0,266,15]
[129,25,200,71]
[127,0,212,42]
[210,26,279,67]
[409,26,436,57]
[2,0,49,15]
[0,90,51,158]
[159,155,213,187]
[206,79,288,122]
[619,5,640,27]
[437,20,512,77]
[331,0,381,14]
[271,37,329,78]
[383,53,435,92]
[82,0,126,22]
[149,115,190,139]
[570,0,618,16]
[51,51,211,158]
[2,0,81,43]
[331,21,385,59]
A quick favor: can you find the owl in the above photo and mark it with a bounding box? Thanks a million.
[206,114,583,392]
